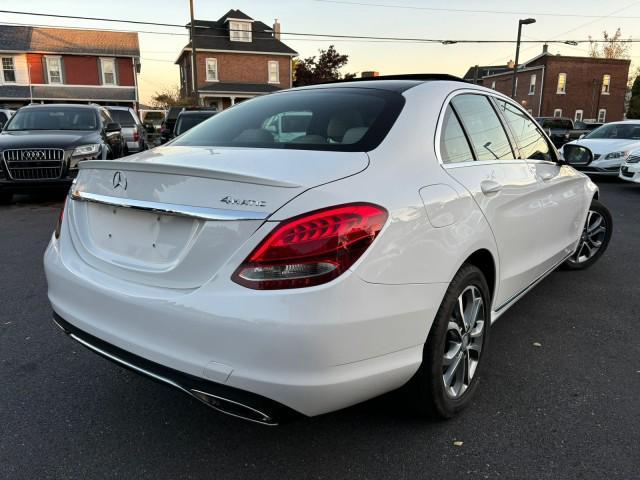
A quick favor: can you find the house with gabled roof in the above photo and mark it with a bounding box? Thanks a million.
[176,9,297,110]
[0,25,140,108]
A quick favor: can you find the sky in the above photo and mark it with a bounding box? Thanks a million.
[3,0,640,103]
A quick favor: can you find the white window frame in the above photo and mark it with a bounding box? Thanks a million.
[598,108,607,123]
[100,57,116,86]
[575,110,584,122]
[514,77,518,95]
[206,58,218,82]
[268,61,279,84]
[229,21,252,42]
[45,55,63,84]
[529,74,536,95]
[557,73,567,94]
[1,57,16,83]
[602,74,611,95]
[553,108,563,118]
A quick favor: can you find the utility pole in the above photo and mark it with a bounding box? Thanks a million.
[512,18,536,99]
[189,0,199,105]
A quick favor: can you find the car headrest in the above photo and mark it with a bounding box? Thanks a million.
[327,111,364,141]
[233,129,274,143]
[341,127,368,144]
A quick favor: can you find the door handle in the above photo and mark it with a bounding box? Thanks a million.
[480,180,503,195]
[539,172,554,182]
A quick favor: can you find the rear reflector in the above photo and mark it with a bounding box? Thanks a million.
[232,203,388,289]
[54,197,67,239]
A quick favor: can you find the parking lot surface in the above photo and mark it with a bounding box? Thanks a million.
[1,180,639,480]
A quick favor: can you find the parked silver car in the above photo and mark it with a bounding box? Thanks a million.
[105,106,147,154]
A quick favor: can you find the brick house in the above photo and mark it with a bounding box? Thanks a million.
[176,9,297,110]
[0,25,140,108]
[481,47,630,122]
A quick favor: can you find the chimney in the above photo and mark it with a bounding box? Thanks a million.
[273,19,281,40]
[543,43,549,54]
[361,71,380,78]
[507,59,515,69]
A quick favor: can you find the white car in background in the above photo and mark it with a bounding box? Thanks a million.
[559,120,640,175]
[619,150,640,183]
[45,76,612,425]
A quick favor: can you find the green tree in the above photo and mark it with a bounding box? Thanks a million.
[627,75,640,119]
[150,86,192,109]
[293,45,356,87]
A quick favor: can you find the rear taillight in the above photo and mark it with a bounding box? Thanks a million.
[133,131,140,142]
[232,203,388,290]
[54,198,67,239]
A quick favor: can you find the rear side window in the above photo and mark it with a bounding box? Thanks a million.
[172,88,405,152]
[495,100,554,161]
[108,109,136,127]
[0,112,7,124]
[440,106,474,164]
[451,94,514,161]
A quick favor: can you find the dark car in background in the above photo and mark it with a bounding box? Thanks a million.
[0,104,124,203]
[105,106,146,154]
[173,109,217,138]
[574,121,604,138]
[535,117,582,148]
[160,106,184,144]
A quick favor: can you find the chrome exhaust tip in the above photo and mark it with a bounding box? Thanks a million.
[189,389,278,426]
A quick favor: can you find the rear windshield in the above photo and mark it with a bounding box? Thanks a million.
[6,107,98,131]
[175,114,215,136]
[171,88,405,152]
[142,112,164,123]
[538,118,573,129]
[108,109,136,127]
[585,123,640,140]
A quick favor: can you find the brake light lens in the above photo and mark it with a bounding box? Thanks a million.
[133,131,140,142]
[54,197,67,239]
[232,203,388,290]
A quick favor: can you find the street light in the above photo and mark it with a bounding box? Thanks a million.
[512,18,536,99]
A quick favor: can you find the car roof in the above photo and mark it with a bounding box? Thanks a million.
[178,110,216,116]
[292,74,467,93]
[21,103,100,110]
[105,106,133,111]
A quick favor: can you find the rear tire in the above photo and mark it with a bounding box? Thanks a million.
[562,199,612,270]
[412,264,491,419]
[0,192,12,204]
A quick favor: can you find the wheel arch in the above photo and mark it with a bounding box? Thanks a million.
[462,249,497,305]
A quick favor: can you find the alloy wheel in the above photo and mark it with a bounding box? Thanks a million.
[442,285,485,399]
[571,210,607,264]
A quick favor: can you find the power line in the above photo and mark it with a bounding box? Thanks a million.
[314,0,640,19]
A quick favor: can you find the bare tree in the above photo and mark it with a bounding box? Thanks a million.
[150,86,192,109]
[588,28,630,59]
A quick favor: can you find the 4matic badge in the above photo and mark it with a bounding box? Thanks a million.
[220,196,267,208]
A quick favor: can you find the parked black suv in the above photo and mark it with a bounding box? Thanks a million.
[0,104,124,203]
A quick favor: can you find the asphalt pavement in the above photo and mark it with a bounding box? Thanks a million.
[1,180,639,480]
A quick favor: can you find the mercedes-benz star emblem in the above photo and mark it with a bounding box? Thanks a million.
[112,171,127,190]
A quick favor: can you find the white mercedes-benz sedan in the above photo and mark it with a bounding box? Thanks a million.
[45,75,612,425]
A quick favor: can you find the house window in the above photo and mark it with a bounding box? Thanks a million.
[229,21,251,42]
[529,74,536,95]
[602,74,611,94]
[598,108,607,123]
[553,109,562,118]
[45,56,62,84]
[491,81,496,90]
[206,58,218,81]
[100,58,116,85]
[268,61,279,84]
[2,57,15,83]
[557,73,566,94]
[575,110,584,122]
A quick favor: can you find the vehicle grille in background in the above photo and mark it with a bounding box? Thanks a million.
[2,149,65,180]
[626,154,640,163]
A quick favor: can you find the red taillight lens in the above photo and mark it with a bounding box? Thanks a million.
[133,131,140,142]
[54,198,67,239]
[232,203,388,290]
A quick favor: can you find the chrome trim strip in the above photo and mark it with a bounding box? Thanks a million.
[65,330,278,426]
[70,190,269,221]
[493,251,572,316]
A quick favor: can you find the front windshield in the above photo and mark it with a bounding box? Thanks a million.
[585,123,640,140]
[171,88,405,152]
[6,108,98,131]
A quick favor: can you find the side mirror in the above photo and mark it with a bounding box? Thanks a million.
[563,144,593,167]
[105,122,121,133]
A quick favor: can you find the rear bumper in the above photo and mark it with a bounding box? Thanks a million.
[45,234,445,418]
[125,141,143,152]
[52,312,298,425]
